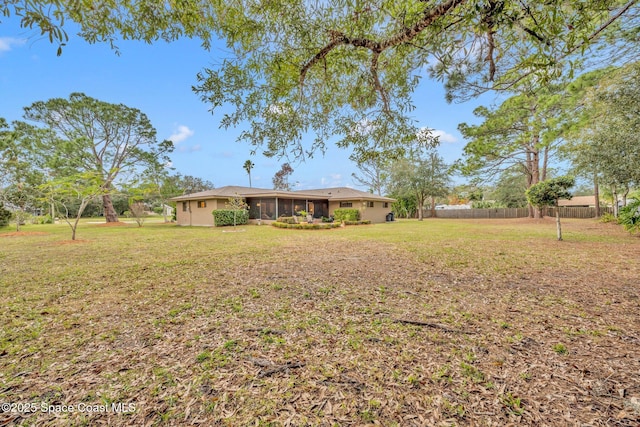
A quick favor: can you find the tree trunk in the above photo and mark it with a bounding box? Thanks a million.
[102,194,119,222]
[417,196,424,221]
[530,146,542,219]
[556,204,562,241]
[593,173,600,217]
[612,186,618,217]
[541,146,549,181]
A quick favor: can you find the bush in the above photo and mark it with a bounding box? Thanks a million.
[39,214,53,224]
[618,198,640,234]
[333,208,360,222]
[343,220,371,225]
[212,209,249,227]
[0,204,10,227]
[599,212,616,223]
[278,216,298,224]
[271,221,340,230]
[472,200,505,209]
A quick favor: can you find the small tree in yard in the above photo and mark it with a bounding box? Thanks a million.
[40,172,105,240]
[526,176,575,241]
[128,201,147,227]
[226,194,248,231]
[125,180,157,227]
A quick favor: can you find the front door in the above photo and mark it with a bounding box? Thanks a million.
[311,200,328,218]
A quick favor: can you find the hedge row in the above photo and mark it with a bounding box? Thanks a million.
[272,221,341,230]
[333,208,360,222]
[212,209,249,226]
[343,220,371,225]
[277,216,298,224]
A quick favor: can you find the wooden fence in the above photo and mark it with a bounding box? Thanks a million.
[420,206,613,219]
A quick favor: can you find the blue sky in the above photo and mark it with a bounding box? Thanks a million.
[1,18,499,191]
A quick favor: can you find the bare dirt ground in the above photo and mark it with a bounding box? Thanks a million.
[1,219,639,426]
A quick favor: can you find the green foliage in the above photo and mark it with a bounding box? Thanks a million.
[5,2,636,160]
[491,167,529,208]
[163,174,215,197]
[343,220,372,226]
[553,343,568,355]
[278,216,298,224]
[457,84,572,192]
[22,92,173,222]
[526,177,575,208]
[0,203,11,227]
[390,195,417,219]
[564,63,640,195]
[243,159,254,187]
[39,214,53,224]
[333,208,360,222]
[599,212,617,223]
[212,209,248,227]
[39,171,107,240]
[388,150,451,219]
[618,198,640,234]
[471,200,505,209]
[271,221,339,230]
[526,176,574,241]
[500,392,525,416]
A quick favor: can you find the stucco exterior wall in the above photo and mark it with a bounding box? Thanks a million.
[175,198,227,226]
[176,197,392,225]
[328,200,392,223]
[360,201,392,223]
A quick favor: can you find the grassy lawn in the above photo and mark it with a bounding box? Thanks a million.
[1,218,639,425]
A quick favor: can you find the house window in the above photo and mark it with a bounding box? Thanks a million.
[367,201,374,208]
[197,201,207,208]
[339,202,352,208]
[383,202,389,208]
[182,202,188,212]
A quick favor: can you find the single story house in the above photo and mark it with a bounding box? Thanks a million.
[558,195,609,208]
[169,186,395,226]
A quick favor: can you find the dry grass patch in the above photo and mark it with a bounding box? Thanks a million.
[0,219,639,425]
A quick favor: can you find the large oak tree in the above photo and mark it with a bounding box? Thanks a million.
[23,93,173,222]
[2,1,638,158]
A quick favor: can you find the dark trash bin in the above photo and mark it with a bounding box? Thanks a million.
[386,213,394,222]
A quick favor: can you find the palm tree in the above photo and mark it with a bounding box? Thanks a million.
[243,159,255,187]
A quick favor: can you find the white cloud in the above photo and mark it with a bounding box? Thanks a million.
[433,129,458,143]
[0,37,26,53]
[417,127,458,144]
[168,125,194,143]
[321,173,343,187]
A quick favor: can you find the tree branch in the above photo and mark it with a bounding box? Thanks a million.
[299,0,467,103]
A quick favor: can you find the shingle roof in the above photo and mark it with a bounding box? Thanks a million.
[293,187,395,202]
[169,186,395,202]
[558,195,598,207]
